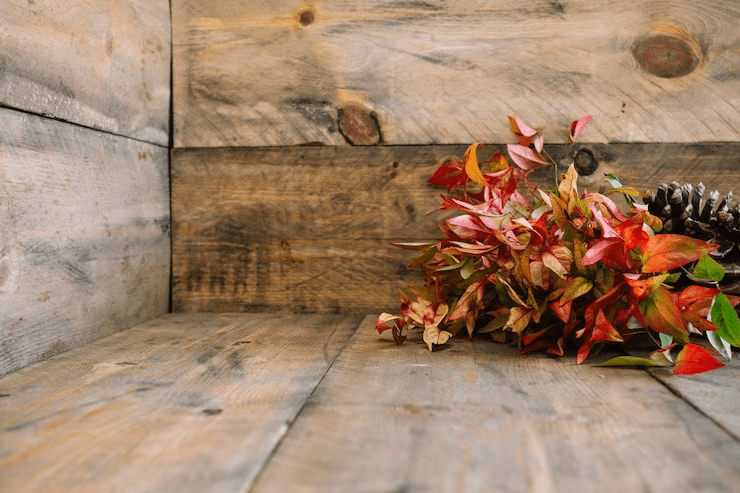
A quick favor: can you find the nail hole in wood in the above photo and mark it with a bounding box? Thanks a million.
[572,148,598,176]
[632,33,701,78]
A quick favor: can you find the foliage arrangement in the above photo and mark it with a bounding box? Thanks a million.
[377,116,740,375]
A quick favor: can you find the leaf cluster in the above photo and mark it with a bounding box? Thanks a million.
[377,116,740,375]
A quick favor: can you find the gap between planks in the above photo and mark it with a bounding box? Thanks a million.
[0,103,170,149]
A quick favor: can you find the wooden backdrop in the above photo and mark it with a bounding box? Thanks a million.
[171,0,740,314]
[0,0,171,375]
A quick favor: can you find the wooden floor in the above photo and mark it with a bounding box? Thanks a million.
[1,314,739,492]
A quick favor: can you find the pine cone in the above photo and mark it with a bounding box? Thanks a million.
[643,181,740,293]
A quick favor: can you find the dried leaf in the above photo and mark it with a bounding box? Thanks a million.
[423,325,452,351]
[376,313,407,344]
[558,164,579,198]
[505,306,532,333]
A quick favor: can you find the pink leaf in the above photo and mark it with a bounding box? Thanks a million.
[581,238,622,266]
[569,115,592,144]
[507,144,550,171]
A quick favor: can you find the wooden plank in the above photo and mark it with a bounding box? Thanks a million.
[251,315,740,492]
[171,143,740,313]
[0,313,361,493]
[172,0,740,147]
[0,0,170,145]
[0,108,170,376]
[649,356,740,439]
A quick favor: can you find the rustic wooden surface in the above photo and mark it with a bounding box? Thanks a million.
[0,0,170,145]
[172,0,740,147]
[2,313,739,492]
[172,143,740,314]
[0,313,360,493]
[255,315,740,493]
[0,108,170,376]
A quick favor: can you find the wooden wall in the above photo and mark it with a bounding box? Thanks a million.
[171,1,740,314]
[173,0,740,147]
[0,0,171,375]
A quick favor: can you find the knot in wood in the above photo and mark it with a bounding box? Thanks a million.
[632,33,701,79]
[572,148,598,176]
[337,106,382,146]
[298,10,315,26]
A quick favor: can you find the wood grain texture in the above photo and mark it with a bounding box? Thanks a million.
[0,313,360,493]
[171,143,740,313]
[649,356,740,439]
[0,108,170,376]
[0,0,170,145]
[172,0,740,147]
[251,315,740,493]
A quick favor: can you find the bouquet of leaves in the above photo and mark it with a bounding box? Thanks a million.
[377,116,740,375]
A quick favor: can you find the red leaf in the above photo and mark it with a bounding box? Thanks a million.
[641,285,689,343]
[591,310,624,342]
[549,299,572,323]
[428,160,466,191]
[678,285,721,309]
[569,115,592,144]
[641,235,719,273]
[376,313,407,344]
[581,238,622,266]
[673,344,725,375]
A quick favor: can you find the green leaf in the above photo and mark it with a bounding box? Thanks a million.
[711,293,740,347]
[478,313,508,333]
[693,252,725,281]
[596,356,671,368]
[561,277,593,303]
[659,333,673,348]
[603,173,622,189]
[460,258,475,280]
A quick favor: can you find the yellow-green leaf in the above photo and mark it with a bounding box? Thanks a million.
[596,356,671,368]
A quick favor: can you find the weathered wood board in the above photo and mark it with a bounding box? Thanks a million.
[0,313,360,493]
[0,0,170,145]
[649,356,740,439]
[172,0,740,147]
[172,143,740,313]
[251,315,740,492]
[0,108,170,376]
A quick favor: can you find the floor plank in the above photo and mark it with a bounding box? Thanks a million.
[649,356,740,440]
[251,315,740,493]
[0,313,360,493]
